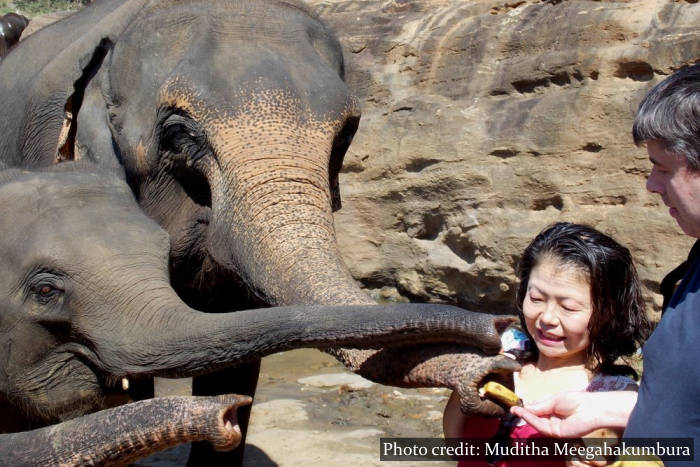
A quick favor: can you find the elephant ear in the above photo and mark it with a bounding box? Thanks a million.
[329,113,360,211]
[0,0,149,168]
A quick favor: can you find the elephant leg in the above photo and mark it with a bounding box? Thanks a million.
[188,359,261,467]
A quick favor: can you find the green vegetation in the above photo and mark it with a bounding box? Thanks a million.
[0,0,88,16]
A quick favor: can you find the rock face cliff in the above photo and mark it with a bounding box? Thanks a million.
[312,0,700,319]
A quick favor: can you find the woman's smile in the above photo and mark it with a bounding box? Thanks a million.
[535,329,565,346]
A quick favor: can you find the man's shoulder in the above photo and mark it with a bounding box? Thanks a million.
[667,244,700,310]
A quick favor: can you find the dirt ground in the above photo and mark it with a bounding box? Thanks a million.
[137,349,455,466]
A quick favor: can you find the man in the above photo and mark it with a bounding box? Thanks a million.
[512,63,700,463]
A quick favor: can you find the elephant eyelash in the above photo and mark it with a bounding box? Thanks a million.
[31,284,64,305]
[160,111,202,145]
[20,267,66,304]
[161,124,191,150]
[160,123,207,156]
[29,276,64,292]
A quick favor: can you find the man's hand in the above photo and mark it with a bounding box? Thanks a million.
[510,391,637,438]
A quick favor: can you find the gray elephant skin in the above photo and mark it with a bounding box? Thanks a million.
[0,0,516,463]
[0,166,518,464]
[2,394,253,466]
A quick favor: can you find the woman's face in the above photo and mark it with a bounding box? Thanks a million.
[522,255,593,367]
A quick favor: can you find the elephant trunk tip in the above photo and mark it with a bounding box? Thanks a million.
[494,316,520,335]
[211,394,253,451]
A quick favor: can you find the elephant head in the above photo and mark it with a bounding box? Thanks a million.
[0,0,517,438]
[0,166,517,435]
[1,0,365,309]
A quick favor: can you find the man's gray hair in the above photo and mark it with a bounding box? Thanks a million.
[633,63,700,170]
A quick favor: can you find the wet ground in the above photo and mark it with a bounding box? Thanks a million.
[137,349,455,466]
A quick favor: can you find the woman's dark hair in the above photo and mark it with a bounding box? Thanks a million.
[515,222,651,378]
[633,63,700,170]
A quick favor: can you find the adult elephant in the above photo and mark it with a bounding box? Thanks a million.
[0,167,517,464]
[0,0,510,463]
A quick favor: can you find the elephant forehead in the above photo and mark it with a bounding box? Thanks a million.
[14,204,162,249]
[0,182,168,258]
[123,0,336,67]
[139,0,321,36]
[156,46,356,111]
[1,182,127,228]
[159,80,353,163]
[0,171,129,202]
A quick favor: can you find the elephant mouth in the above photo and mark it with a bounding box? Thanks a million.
[474,366,518,414]
[9,347,103,424]
[53,343,145,403]
[43,344,249,452]
[101,374,152,407]
[477,371,516,395]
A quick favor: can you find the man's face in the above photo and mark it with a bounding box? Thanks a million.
[646,140,700,238]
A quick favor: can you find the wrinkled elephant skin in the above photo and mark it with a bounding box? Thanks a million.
[0,394,252,466]
[0,1,517,463]
[0,167,518,462]
[0,0,363,309]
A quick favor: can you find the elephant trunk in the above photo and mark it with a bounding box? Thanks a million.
[89,301,507,378]
[207,119,373,307]
[0,394,251,466]
[194,104,518,401]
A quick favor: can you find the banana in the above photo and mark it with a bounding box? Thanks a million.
[479,381,522,407]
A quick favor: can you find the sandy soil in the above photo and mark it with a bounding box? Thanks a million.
[137,349,455,466]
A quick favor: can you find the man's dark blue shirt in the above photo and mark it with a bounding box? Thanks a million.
[625,244,700,465]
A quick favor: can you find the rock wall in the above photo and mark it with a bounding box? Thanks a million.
[22,0,700,320]
[311,0,700,319]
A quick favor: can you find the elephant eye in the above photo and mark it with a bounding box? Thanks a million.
[32,282,64,304]
[162,123,192,152]
[26,270,65,305]
[160,114,203,156]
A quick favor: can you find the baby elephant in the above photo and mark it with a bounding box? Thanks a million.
[0,13,28,58]
[0,165,518,463]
